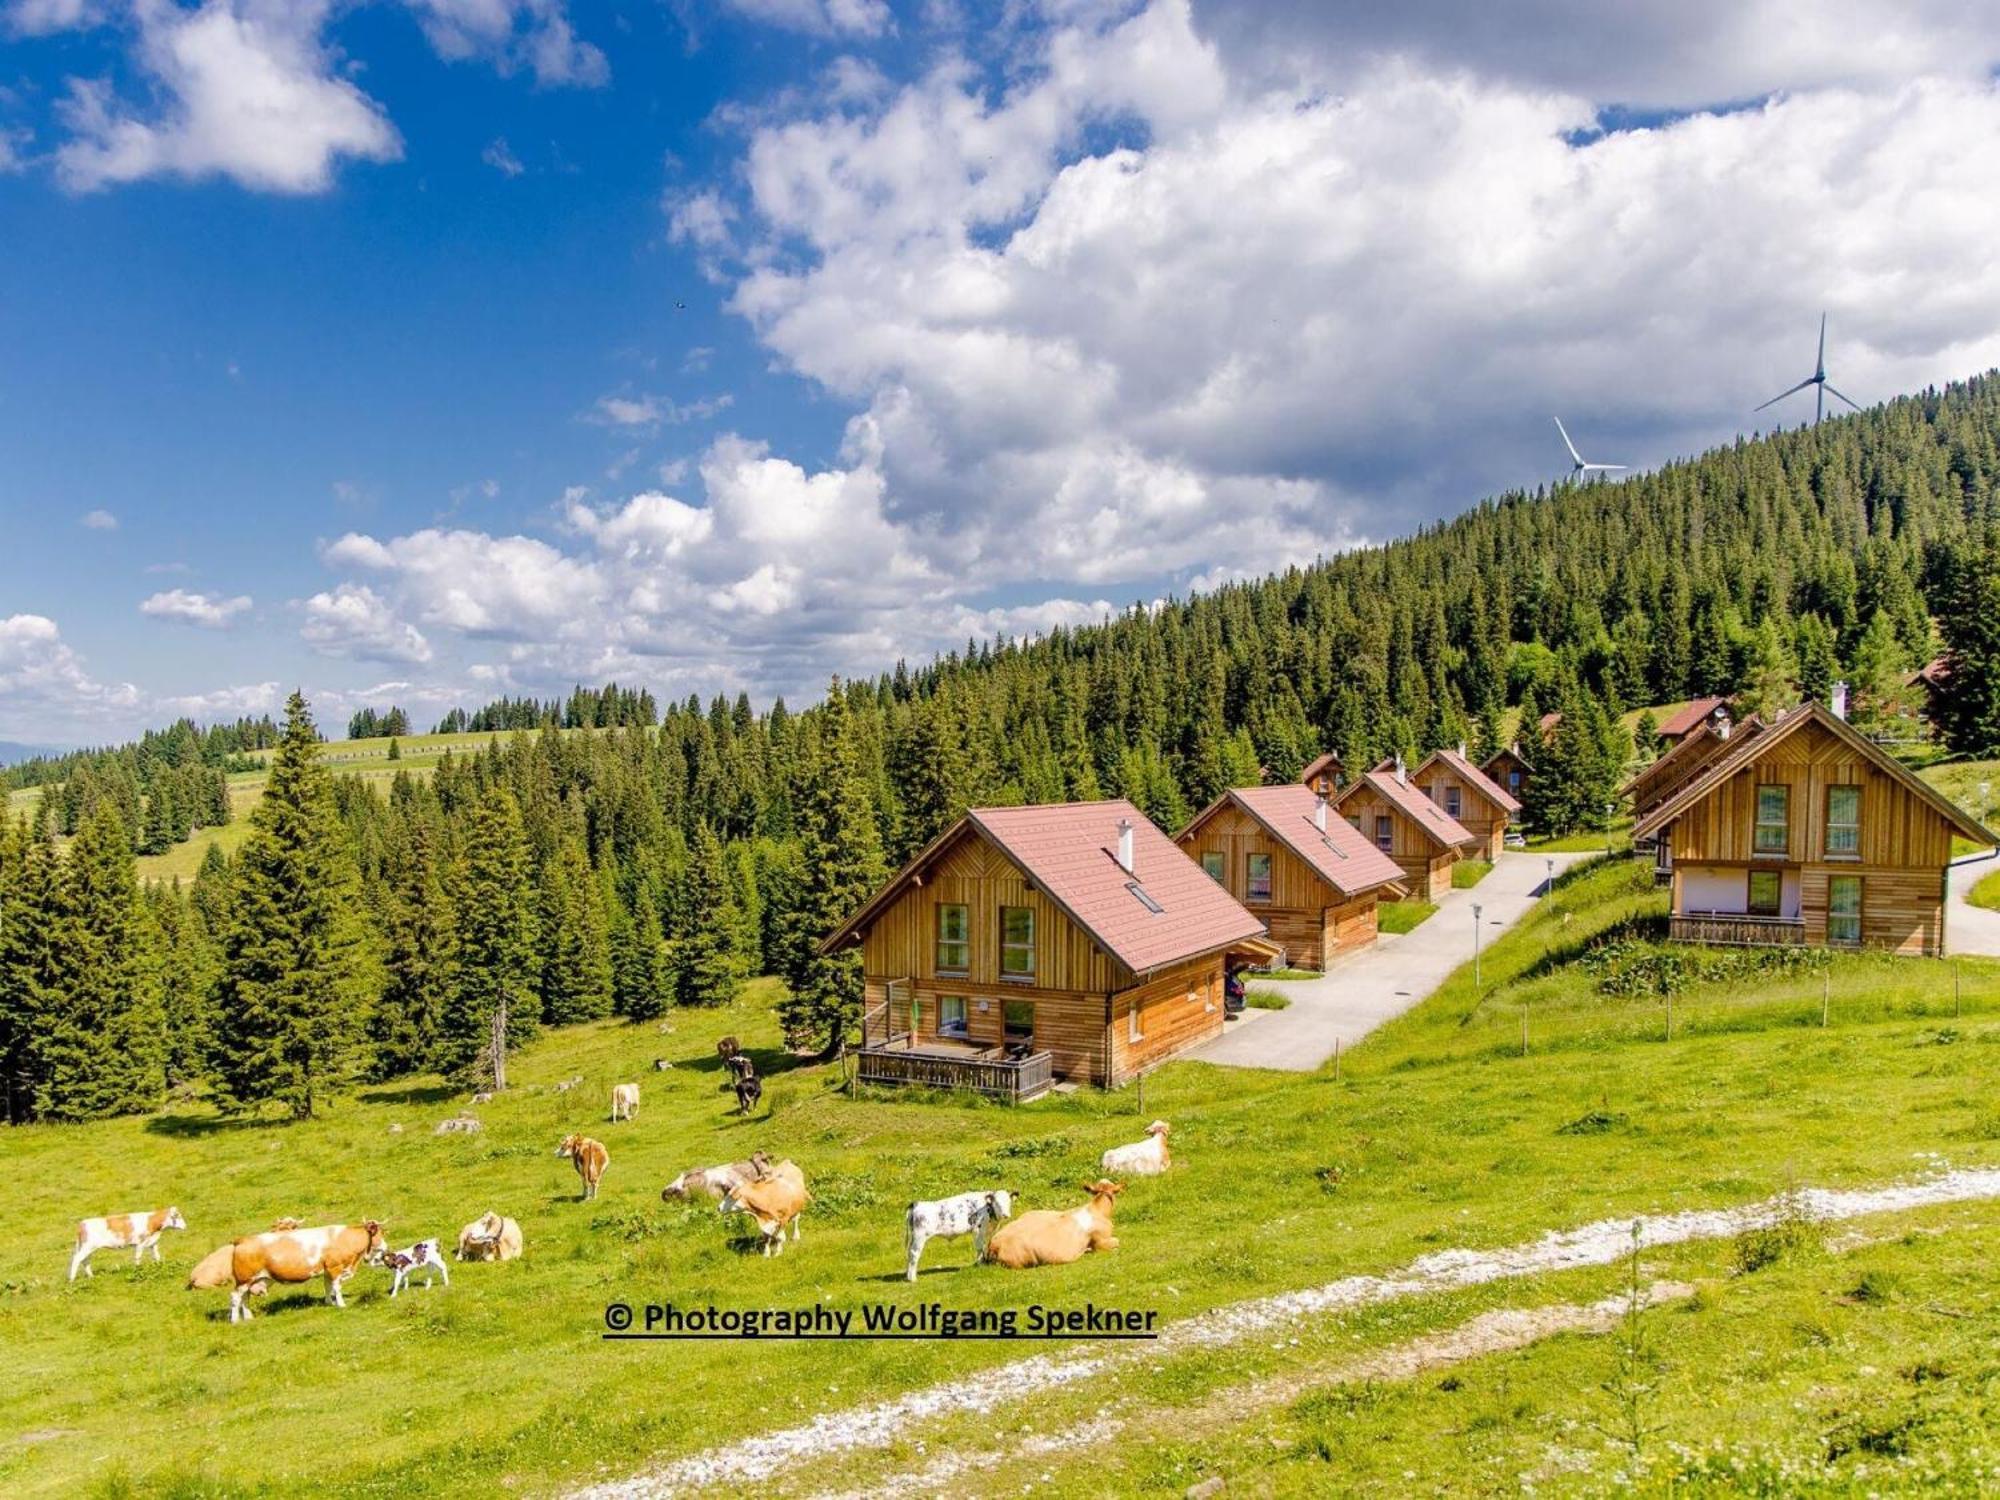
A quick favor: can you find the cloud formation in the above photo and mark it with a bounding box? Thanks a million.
[79,508,117,530]
[140,589,253,628]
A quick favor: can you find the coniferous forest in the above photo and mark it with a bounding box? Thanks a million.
[7,375,2000,1123]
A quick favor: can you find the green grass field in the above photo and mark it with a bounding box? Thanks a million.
[1451,857,1493,889]
[6,859,2000,1496]
[1377,898,1437,934]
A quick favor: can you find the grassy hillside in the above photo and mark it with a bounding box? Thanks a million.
[5,862,2000,1496]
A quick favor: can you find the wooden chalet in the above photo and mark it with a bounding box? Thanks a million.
[1406,745,1520,860]
[1300,751,1342,798]
[1653,696,1731,747]
[1481,742,1533,808]
[1331,761,1479,901]
[822,800,1279,1100]
[1631,700,1996,955]
[1623,714,1769,883]
[1173,785,1407,970]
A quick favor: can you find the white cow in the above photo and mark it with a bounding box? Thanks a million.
[1100,1120,1172,1177]
[611,1082,640,1122]
[70,1207,187,1280]
[905,1190,1013,1281]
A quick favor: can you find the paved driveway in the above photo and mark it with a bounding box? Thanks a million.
[1189,850,1595,1072]
[1946,854,2000,957]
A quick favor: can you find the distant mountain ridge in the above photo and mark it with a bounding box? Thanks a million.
[0,740,68,768]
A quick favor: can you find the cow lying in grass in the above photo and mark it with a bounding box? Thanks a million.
[385,1239,450,1295]
[69,1206,187,1280]
[455,1211,523,1261]
[719,1160,808,1256]
[1100,1120,1171,1177]
[983,1181,1122,1269]
[557,1134,609,1200]
[205,1220,388,1323]
[906,1190,1012,1281]
[662,1157,764,1201]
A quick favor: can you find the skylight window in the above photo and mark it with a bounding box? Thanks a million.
[1126,881,1164,914]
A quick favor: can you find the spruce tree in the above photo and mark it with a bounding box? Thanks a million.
[667,821,744,1009]
[537,838,612,1025]
[440,786,538,1087]
[610,873,669,1022]
[777,683,885,1058]
[0,819,62,1123]
[210,692,374,1119]
[1935,533,2000,754]
[370,820,456,1078]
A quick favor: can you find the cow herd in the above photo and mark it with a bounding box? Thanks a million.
[61,1039,1184,1324]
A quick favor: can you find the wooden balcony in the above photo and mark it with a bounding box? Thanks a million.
[1669,912,1807,948]
[856,1038,1054,1102]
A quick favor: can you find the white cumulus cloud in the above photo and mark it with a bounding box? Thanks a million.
[140,589,254,628]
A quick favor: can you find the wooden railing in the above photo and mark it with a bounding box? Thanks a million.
[1669,912,1807,948]
[856,1046,1055,1103]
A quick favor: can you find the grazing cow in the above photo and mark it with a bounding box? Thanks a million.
[905,1190,1013,1281]
[719,1162,809,1256]
[661,1159,762,1201]
[984,1181,1123,1269]
[557,1134,609,1200]
[716,1036,741,1066]
[187,1243,239,1292]
[611,1082,640,1122]
[454,1211,523,1262]
[222,1220,388,1322]
[1100,1120,1172,1178]
[384,1238,451,1296]
[69,1207,187,1280]
[733,1073,763,1115]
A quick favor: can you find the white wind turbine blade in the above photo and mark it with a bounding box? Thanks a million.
[1816,311,1827,376]
[1583,463,1628,472]
[1822,383,1862,412]
[1553,417,1585,467]
[1754,375,1817,412]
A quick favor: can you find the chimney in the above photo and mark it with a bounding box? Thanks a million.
[1116,817,1135,875]
[1458,740,1467,759]
[1716,710,1732,741]
[1313,793,1328,833]
[1394,753,1408,786]
[1831,681,1849,721]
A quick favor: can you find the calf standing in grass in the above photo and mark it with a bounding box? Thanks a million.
[1100,1120,1171,1177]
[557,1134,609,1200]
[611,1082,640,1122]
[905,1191,1012,1281]
[70,1207,187,1280]
[984,1181,1123,1269]
[384,1239,451,1295]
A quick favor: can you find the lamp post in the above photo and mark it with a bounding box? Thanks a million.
[1472,902,1484,988]
[1604,800,1615,855]
[1545,856,1555,905]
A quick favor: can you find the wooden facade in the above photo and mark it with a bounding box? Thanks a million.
[1635,703,1995,957]
[1172,801,1383,969]
[1481,745,1532,811]
[1301,751,1342,798]
[836,808,1276,1093]
[1409,753,1515,860]
[1333,779,1460,900]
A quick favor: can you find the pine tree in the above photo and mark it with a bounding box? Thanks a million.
[370,821,455,1079]
[145,881,214,1091]
[1848,608,1915,733]
[610,872,669,1021]
[210,692,374,1119]
[440,786,538,1088]
[667,821,745,1009]
[0,818,62,1123]
[537,838,612,1025]
[1934,533,2000,755]
[777,684,885,1058]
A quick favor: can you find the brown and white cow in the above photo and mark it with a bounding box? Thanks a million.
[983,1180,1123,1269]
[70,1206,187,1280]
[557,1134,609,1200]
[221,1220,388,1322]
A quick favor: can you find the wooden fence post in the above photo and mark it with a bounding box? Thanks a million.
[1665,992,1673,1042]
[1821,968,1830,1028]
[1954,962,1962,1019]
[1137,1069,1145,1117]
[1333,1036,1341,1081]
[1520,1009,1528,1057]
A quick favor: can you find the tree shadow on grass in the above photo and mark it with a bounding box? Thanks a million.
[144,1111,277,1139]
[357,1083,461,1106]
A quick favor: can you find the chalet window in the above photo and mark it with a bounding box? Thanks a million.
[1753,785,1789,856]
[1374,815,1393,853]
[1246,853,1273,902]
[1443,786,1462,819]
[938,995,968,1039]
[1747,869,1781,917]
[1828,875,1863,946]
[1825,785,1861,857]
[935,903,970,975]
[1003,1000,1034,1047]
[1200,850,1225,883]
[1128,997,1142,1043]
[1000,906,1035,980]
[1508,769,1522,791]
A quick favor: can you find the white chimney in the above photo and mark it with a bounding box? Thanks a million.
[1831,681,1849,721]
[1458,740,1467,759]
[1394,753,1408,786]
[1313,793,1328,833]
[1116,817,1135,875]
[1716,711,1732,740]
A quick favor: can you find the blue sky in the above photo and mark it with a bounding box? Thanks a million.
[6,0,2000,745]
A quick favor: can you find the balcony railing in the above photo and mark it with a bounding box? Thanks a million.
[1669,911,1807,948]
[856,1040,1054,1102]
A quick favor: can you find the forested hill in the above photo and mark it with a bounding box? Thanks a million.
[9,373,2000,1124]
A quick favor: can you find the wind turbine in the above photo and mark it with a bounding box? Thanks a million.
[1554,417,1626,480]
[1754,312,1860,424]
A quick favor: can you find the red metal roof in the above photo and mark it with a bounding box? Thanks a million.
[968,801,1269,975]
[1196,784,1407,898]
[1339,768,1479,850]
[1426,746,1521,814]
[1655,696,1727,739]
[1300,750,1342,786]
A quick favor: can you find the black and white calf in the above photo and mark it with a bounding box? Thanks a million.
[905,1190,1013,1281]
[384,1238,451,1296]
